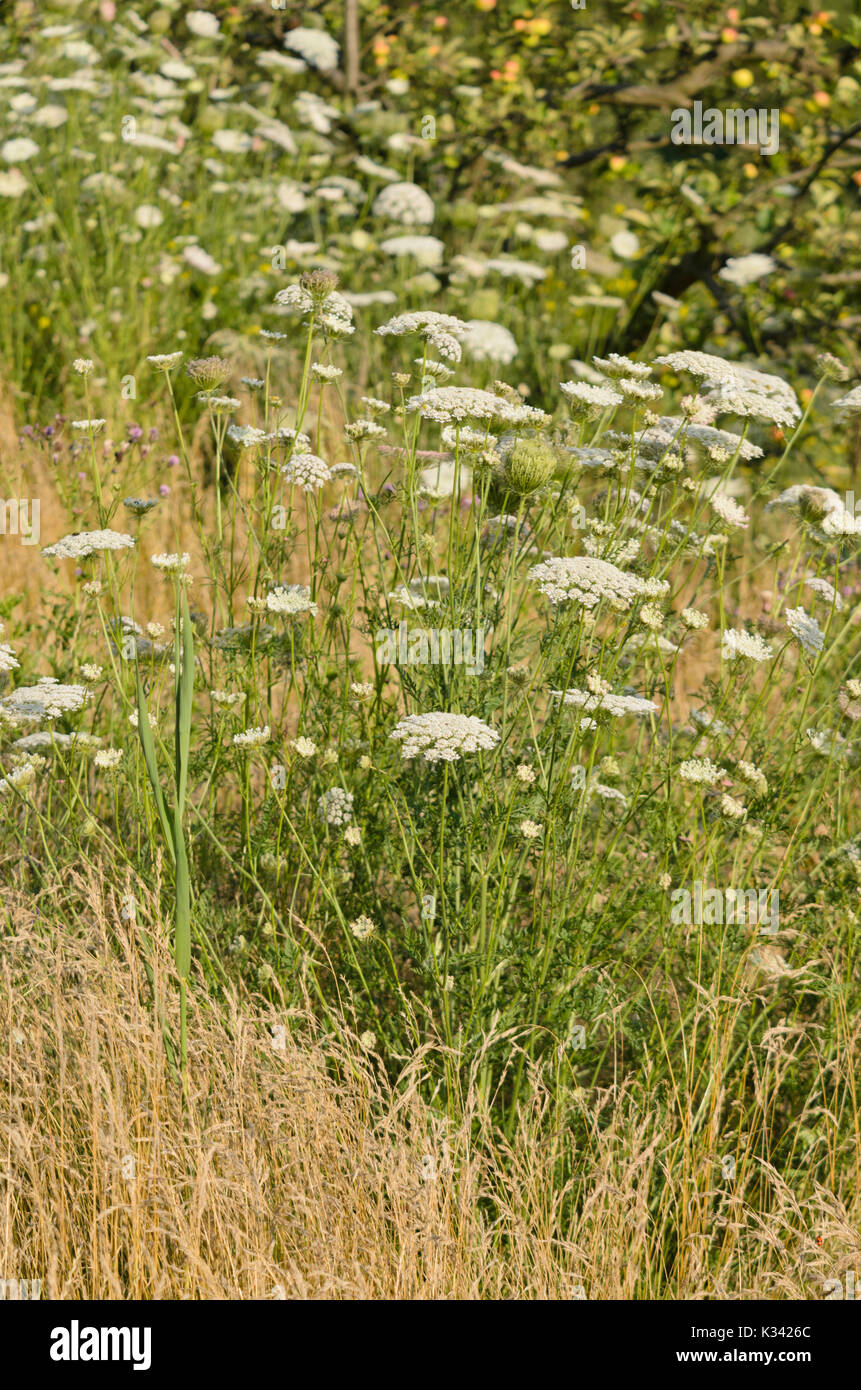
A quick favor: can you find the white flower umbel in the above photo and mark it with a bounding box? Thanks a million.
[265,584,317,616]
[803,575,842,611]
[767,484,859,537]
[210,690,246,708]
[592,354,652,381]
[528,555,669,610]
[0,761,39,796]
[0,643,20,672]
[93,748,123,770]
[380,235,445,267]
[708,490,750,529]
[186,10,221,38]
[718,254,776,287]
[183,245,222,276]
[151,552,191,573]
[653,353,800,428]
[291,737,317,759]
[389,712,500,763]
[376,310,468,343]
[0,678,90,723]
[372,181,435,226]
[281,452,332,492]
[679,757,726,786]
[274,283,355,336]
[232,726,270,748]
[406,386,545,426]
[284,27,340,72]
[12,731,101,752]
[552,684,658,718]
[460,320,519,364]
[318,787,354,826]
[680,608,709,630]
[42,529,135,560]
[559,381,623,416]
[831,385,861,422]
[667,419,763,462]
[721,628,774,662]
[226,424,266,449]
[785,606,825,656]
[737,760,768,796]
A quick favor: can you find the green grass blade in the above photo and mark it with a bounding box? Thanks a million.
[135,666,176,866]
[176,591,195,819]
[173,813,191,980]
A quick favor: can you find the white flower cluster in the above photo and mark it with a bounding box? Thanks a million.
[708,490,750,529]
[406,386,545,426]
[670,419,763,462]
[274,283,355,336]
[380,234,445,266]
[678,757,726,786]
[375,309,472,362]
[389,711,500,762]
[717,254,776,287]
[721,628,774,662]
[559,381,623,416]
[318,786,354,826]
[265,427,312,453]
[528,555,669,610]
[702,365,801,428]
[0,678,90,723]
[460,320,519,364]
[186,10,220,39]
[831,385,861,422]
[283,26,340,72]
[617,378,664,403]
[593,354,652,380]
[482,256,547,286]
[12,730,101,752]
[281,452,332,492]
[0,760,39,796]
[654,353,801,427]
[376,310,467,339]
[0,642,19,672]
[42,530,135,559]
[677,611,707,636]
[94,748,123,770]
[294,91,340,135]
[552,682,658,718]
[210,690,246,708]
[151,552,191,573]
[266,584,317,616]
[804,575,842,610]
[785,606,825,656]
[768,485,860,537]
[232,726,270,748]
[372,181,435,226]
[737,759,768,795]
[226,424,267,449]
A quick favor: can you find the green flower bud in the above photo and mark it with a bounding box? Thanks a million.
[500,439,557,496]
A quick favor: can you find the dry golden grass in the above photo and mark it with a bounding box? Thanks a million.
[2,872,858,1300]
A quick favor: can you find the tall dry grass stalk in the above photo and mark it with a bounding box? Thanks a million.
[2,872,858,1300]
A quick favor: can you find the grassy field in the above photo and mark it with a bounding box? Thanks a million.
[1,0,860,1301]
